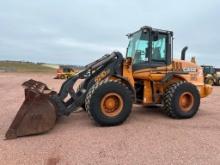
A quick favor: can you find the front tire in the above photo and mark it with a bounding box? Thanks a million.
[85,79,133,126]
[205,77,214,86]
[162,81,200,119]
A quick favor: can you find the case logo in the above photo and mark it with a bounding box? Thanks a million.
[183,67,197,72]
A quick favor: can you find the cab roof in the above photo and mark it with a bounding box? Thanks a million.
[127,26,173,37]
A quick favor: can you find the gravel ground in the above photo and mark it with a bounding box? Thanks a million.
[0,73,220,165]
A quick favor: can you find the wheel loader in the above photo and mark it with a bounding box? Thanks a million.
[55,65,78,79]
[201,65,220,86]
[6,26,212,139]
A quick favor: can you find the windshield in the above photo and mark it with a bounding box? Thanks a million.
[126,31,149,64]
[203,66,214,74]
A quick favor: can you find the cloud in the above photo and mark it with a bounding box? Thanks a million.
[0,0,220,66]
[55,38,124,54]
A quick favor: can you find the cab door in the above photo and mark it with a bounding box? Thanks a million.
[133,31,172,72]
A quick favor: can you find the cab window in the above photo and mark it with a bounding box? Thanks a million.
[152,34,167,62]
[127,31,149,64]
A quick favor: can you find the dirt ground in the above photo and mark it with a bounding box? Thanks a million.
[0,73,219,165]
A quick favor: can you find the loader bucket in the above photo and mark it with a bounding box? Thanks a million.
[5,80,57,139]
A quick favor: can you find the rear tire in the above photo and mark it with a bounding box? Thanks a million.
[162,81,200,119]
[85,79,133,126]
[215,78,220,86]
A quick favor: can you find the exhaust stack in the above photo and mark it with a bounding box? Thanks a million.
[181,46,188,60]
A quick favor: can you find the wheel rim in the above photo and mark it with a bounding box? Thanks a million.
[207,79,213,85]
[101,92,123,117]
[179,92,194,112]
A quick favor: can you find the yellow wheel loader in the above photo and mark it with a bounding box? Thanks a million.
[6,26,212,139]
[201,65,220,86]
[55,65,78,79]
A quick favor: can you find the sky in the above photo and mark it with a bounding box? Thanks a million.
[0,0,220,66]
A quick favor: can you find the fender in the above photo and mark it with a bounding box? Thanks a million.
[161,72,188,83]
[111,74,136,102]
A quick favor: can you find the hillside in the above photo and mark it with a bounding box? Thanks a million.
[0,61,56,73]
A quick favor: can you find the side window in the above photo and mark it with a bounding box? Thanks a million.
[152,34,167,62]
[134,40,149,64]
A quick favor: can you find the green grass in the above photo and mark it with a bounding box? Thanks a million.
[0,61,56,73]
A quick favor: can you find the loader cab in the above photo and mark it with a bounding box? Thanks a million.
[201,65,215,75]
[126,26,173,71]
